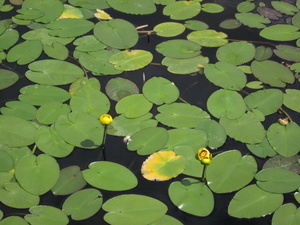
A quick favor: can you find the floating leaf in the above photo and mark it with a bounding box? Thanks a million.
[156,39,201,59]
[267,122,300,157]
[105,77,139,101]
[163,1,201,20]
[15,154,60,195]
[0,150,14,172]
[184,20,209,30]
[83,161,138,191]
[19,85,71,106]
[246,81,264,89]
[36,101,70,125]
[255,168,300,193]
[103,194,167,225]
[58,4,84,19]
[25,205,69,225]
[204,62,247,90]
[228,184,284,218]
[187,29,228,47]
[216,41,255,65]
[142,77,179,105]
[207,89,246,119]
[62,188,102,220]
[127,127,169,155]
[246,137,277,158]
[251,60,295,87]
[0,29,19,51]
[260,24,300,41]
[0,115,37,147]
[219,19,242,29]
[254,46,273,61]
[244,89,283,116]
[283,89,300,112]
[51,166,86,195]
[94,19,138,49]
[73,35,107,52]
[272,203,300,225]
[155,103,210,128]
[109,50,153,71]
[0,69,18,90]
[154,22,186,37]
[43,41,69,60]
[207,150,257,193]
[141,151,185,181]
[69,0,110,9]
[271,1,299,16]
[107,0,156,15]
[115,94,153,118]
[273,45,300,62]
[202,3,224,13]
[257,6,283,20]
[263,155,300,174]
[69,77,100,95]
[235,12,271,29]
[237,1,255,13]
[168,178,214,216]
[55,111,104,149]
[149,215,183,225]
[15,8,43,21]
[0,216,29,225]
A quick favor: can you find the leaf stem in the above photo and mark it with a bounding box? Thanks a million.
[278,108,293,122]
[100,126,107,161]
[32,145,37,154]
[179,97,190,104]
[201,164,207,183]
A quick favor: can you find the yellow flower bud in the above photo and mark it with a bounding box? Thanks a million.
[99,114,113,125]
[198,148,212,165]
[278,118,289,126]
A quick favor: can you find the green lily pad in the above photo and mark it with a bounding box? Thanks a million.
[149,215,183,225]
[127,127,169,155]
[271,1,299,16]
[15,154,60,195]
[73,35,107,52]
[284,89,300,112]
[54,111,104,149]
[0,29,19,51]
[251,60,295,87]
[255,46,273,61]
[25,59,84,85]
[260,24,300,41]
[36,101,70,125]
[0,150,14,172]
[43,41,69,60]
[207,89,246,119]
[207,150,257,193]
[184,20,209,31]
[0,69,19,90]
[216,41,255,65]
[202,3,224,13]
[273,45,300,62]
[34,125,74,158]
[263,155,300,174]
[142,77,179,105]
[94,19,138,49]
[187,29,228,47]
[235,12,271,29]
[83,161,138,191]
[267,122,300,157]
[68,0,109,9]
[272,203,300,225]
[0,216,29,225]
[115,94,153,118]
[168,178,214,216]
[0,115,37,148]
[246,137,277,158]
[163,1,201,20]
[244,89,283,116]
[237,1,255,13]
[62,188,102,220]
[25,205,69,225]
[246,81,264,89]
[219,19,242,29]
[105,77,139,101]
[103,194,167,225]
[228,184,284,218]
[204,62,247,90]
[155,103,210,128]
[107,0,156,15]
[154,22,186,37]
[255,168,300,193]
[109,50,153,71]
[69,77,100,95]
[19,85,71,106]
[51,165,86,195]
[0,182,39,209]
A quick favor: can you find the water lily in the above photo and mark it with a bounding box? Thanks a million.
[99,114,113,125]
[198,148,212,165]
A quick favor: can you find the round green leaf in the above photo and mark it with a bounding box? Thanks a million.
[187,29,228,47]
[0,29,19,51]
[254,46,273,61]
[207,89,246,119]
[155,103,210,128]
[94,19,138,49]
[244,89,283,116]
[272,203,300,225]
[207,150,257,193]
[73,35,107,52]
[202,3,224,13]
[235,12,271,29]
[219,19,242,29]
[115,94,153,118]
[62,188,102,220]
[0,150,14,172]
[83,161,138,191]
[271,1,299,16]
[15,154,60,195]
[168,178,214,216]
[142,77,179,105]
[163,1,201,20]
[246,81,264,89]
[260,24,300,41]
[25,59,84,85]
[263,155,300,174]
[255,168,300,193]
[284,89,300,112]
[0,101,37,120]
[105,77,139,101]
[109,50,153,71]
[107,0,156,15]
[0,182,40,209]
[54,111,104,149]
[228,184,284,218]
[237,1,255,13]
[36,101,70,125]
[156,39,201,59]
[43,41,69,60]
[127,127,169,155]
[267,122,300,157]
[204,62,247,90]
[0,115,37,147]
[154,22,186,37]
[0,216,29,225]
[274,45,300,62]
[34,125,74,158]
[25,205,69,225]
[19,85,71,106]
[0,69,19,90]
[103,194,167,225]
[69,77,101,95]
[216,41,255,65]
[184,20,209,31]
[246,137,277,158]
[51,165,86,195]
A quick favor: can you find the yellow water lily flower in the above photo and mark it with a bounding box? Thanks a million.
[198,148,212,165]
[99,114,113,125]
[94,9,112,20]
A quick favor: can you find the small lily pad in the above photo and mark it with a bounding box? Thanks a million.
[105,77,139,101]
[154,22,186,37]
[0,69,19,90]
[187,29,228,47]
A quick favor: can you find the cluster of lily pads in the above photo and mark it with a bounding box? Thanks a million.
[0,0,300,224]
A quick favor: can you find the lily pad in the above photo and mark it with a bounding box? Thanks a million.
[246,137,277,158]
[273,45,300,62]
[263,155,300,174]
[219,19,242,29]
[73,35,107,52]
[0,150,14,172]
[202,3,224,13]
[187,29,228,47]
[43,41,69,60]
[272,203,300,225]
[105,77,139,101]
[69,77,100,95]
[235,12,271,29]
[260,24,300,41]
[163,1,201,20]
[0,29,19,51]
[0,69,19,90]
[237,1,255,13]
[36,101,70,125]
[283,89,300,112]
[0,216,29,225]
[154,22,186,37]
[149,215,183,225]
[184,20,209,31]
[271,1,299,16]
[107,0,156,15]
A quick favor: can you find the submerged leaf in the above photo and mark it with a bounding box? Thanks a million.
[105,77,139,101]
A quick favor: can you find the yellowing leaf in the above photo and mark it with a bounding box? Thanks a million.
[58,4,84,19]
[94,9,112,20]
